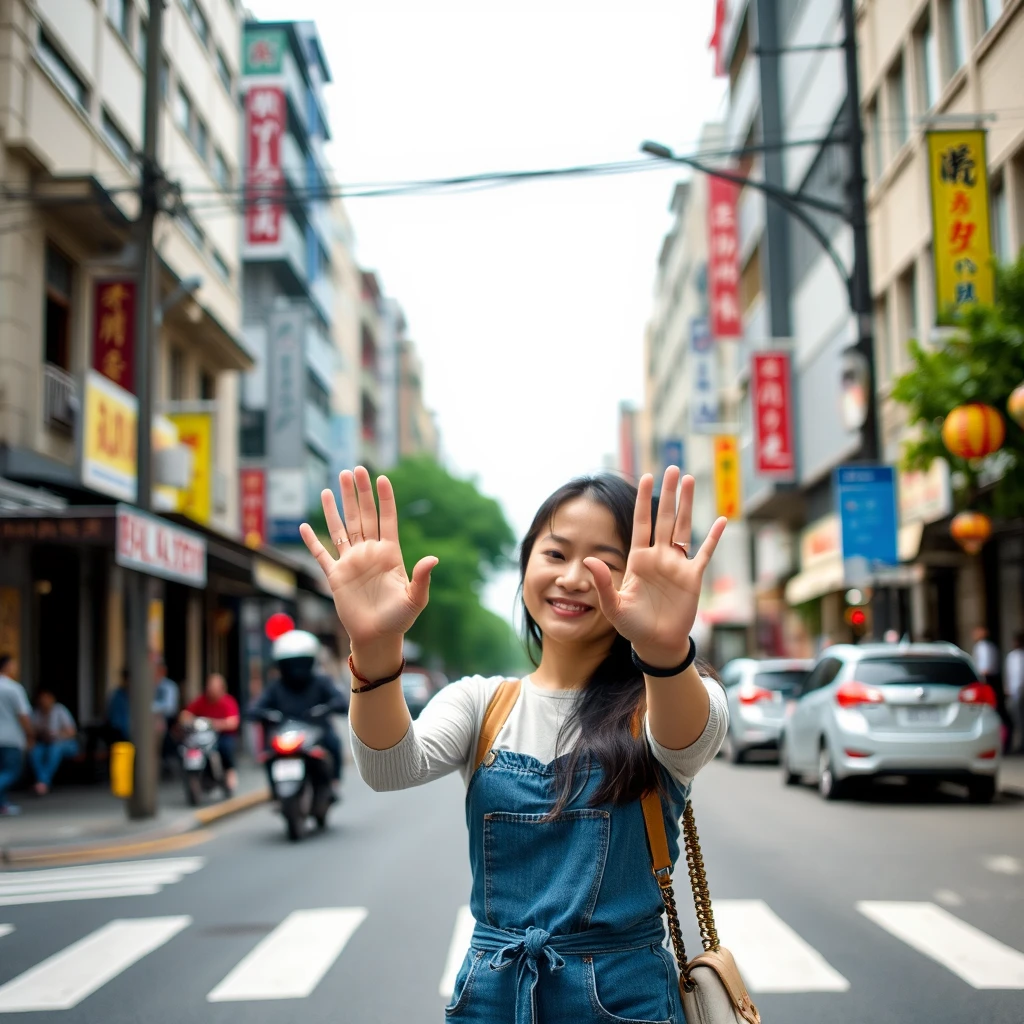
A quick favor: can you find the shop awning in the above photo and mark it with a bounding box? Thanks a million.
[784,556,846,606]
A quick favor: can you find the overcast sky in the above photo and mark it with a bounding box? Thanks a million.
[245,0,726,623]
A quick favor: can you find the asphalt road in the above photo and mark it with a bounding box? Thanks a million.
[1,750,1022,1023]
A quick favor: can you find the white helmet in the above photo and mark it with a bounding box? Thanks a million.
[271,628,320,662]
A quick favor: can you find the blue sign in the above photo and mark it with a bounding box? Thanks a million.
[690,317,719,433]
[268,518,305,546]
[835,465,899,569]
[661,438,685,473]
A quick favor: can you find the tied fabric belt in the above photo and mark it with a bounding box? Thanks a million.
[471,919,666,1024]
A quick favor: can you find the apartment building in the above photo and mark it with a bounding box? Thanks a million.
[358,269,383,472]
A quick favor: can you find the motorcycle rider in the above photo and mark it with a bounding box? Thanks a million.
[249,628,348,791]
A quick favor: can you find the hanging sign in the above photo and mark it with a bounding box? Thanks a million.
[81,370,137,502]
[707,176,742,340]
[245,85,285,246]
[690,317,719,434]
[751,351,796,479]
[926,130,994,322]
[167,412,213,525]
[92,280,136,393]
[713,435,741,518]
[240,468,267,548]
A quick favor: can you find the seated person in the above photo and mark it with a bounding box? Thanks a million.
[29,690,78,795]
[179,673,240,795]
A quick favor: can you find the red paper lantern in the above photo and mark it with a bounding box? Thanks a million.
[950,511,992,555]
[941,404,1005,460]
[265,612,295,641]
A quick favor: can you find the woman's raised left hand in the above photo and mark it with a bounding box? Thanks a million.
[583,467,726,667]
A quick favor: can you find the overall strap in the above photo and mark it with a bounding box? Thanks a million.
[472,679,522,774]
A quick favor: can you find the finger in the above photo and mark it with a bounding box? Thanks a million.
[630,474,655,552]
[408,555,438,610]
[583,557,621,620]
[693,517,728,571]
[653,466,681,545]
[377,475,399,543]
[321,489,346,550]
[299,523,336,576]
[339,470,362,543]
[673,475,695,547]
[354,466,380,541]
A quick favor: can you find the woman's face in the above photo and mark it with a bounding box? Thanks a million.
[522,497,628,649]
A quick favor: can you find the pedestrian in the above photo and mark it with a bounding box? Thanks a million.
[1004,631,1024,754]
[301,466,729,1024]
[28,689,78,795]
[152,659,180,772]
[0,653,33,817]
[179,674,240,795]
[972,626,1012,753]
[105,669,131,744]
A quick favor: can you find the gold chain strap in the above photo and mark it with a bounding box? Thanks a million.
[654,873,692,990]
[681,802,720,953]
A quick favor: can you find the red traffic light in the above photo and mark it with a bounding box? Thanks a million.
[844,607,867,628]
[265,612,295,641]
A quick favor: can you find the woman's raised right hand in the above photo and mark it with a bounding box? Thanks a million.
[299,467,437,646]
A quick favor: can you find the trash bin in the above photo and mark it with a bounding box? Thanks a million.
[110,741,135,798]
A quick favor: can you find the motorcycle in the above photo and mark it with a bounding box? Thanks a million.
[179,717,230,806]
[255,706,336,841]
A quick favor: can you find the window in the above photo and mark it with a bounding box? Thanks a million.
[181,0,210,47]
[174,86,191,133]
[101,109,134,165]
[169,346,186,401]
[804,658,842,693]
[942,0,968,72]
[37,32,89,110]
[855,657,976,687]
[136,18,148,69]
[916,13,940,110]
[991,180,1011,262]
[194,116,208,160]
[215,48,232,93]
[897,262,918,371]
[307,371,331,415]
[866,99,884,181]
[44,244,74,370]
[211,248,230,282]
[199,370,216,401]
[177,207,204,250]
[886,57,909,149]
[728,10,749,92]
[213,148,231,190]
[983,0,1004,32]
[159,58,169,99]
[874,295,890,383]
[106,0,131,41]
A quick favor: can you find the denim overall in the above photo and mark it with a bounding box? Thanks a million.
[444,745,691,1024]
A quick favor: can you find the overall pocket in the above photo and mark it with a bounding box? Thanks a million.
[444,949,484,1017]
[483,808,611,933]
[583,945,677,1024]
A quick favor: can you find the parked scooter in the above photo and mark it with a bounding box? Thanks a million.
[179,717,230,806]
[254,705,336,841]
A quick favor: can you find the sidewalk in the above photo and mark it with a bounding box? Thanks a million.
[0,763,269,866]
[1000,753,1024,796]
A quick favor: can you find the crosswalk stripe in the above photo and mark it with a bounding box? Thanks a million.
[858,901,1024,989]
[0,926,12,940]
[0,886,164,907]
[0,858,204,889]
[711,900,850,993]
[0,916,191,1012]
[439,906,476,999]
[207,908,368,1001]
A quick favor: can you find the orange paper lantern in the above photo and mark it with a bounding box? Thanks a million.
[950,511,992,555]
[941,404,1005,460]
[1008,384,1024,430]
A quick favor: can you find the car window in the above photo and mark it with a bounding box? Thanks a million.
[854,657,976,687]
[753,670,810,698]
[804,657,842,693]
[720,664,742,687]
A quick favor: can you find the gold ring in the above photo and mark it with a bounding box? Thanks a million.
[673,540,690,554]
[334,535,346,547]
[349,531,361,542]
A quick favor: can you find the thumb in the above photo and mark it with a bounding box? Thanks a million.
[408,555,438,609]
[583,557,620,619]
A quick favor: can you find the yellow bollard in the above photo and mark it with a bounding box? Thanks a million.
[110,741,135,799]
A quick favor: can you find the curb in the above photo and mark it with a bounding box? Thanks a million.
[1,786,270,868]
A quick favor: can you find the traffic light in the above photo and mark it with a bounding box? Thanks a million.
[844,588,869,640]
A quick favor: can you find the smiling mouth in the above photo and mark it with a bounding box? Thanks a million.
[547,599,593,616]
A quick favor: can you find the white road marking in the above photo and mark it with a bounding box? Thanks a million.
[934,889,965,907]
[439,906,476,999]
[0,916,191,1012]
[207,907,368,1001]
[710,899,850,993]
[0,926,12,940]
[858,901,1024,988]
[982,855,1022,876]
[0,886,163,907]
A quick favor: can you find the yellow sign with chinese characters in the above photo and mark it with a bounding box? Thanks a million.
[168,412,212,525]
[82,370,137,501]
[927,130,994,321]
[713,435,741,519]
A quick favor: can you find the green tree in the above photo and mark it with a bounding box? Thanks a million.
[891,253,1024,517]
[306,456,528,677]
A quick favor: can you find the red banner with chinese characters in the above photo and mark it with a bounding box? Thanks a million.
[245,86,285,246]
[752,351,796,479]
[240,468,266,548]
[707,176,742,340]
[92,280,136,393]
[709,0,728,77]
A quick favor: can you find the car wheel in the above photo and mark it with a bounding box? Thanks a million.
[966,775,997,804]
[780,741,801,786]
[724,733,746,765]
[818,743,846,801]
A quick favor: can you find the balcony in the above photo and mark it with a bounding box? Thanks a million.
[305,323,338,390]
[281,132,306,192]
[304,401,331,460]
[310,273,334,323]
[360,365,381,407]
[43,363,77,434]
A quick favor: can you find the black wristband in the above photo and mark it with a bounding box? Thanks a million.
[631,636,697,677]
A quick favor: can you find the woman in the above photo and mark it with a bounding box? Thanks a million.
[29,689,78,795]
[300,465,728,1023]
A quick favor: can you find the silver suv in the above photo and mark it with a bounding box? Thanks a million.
[779,643,1001,802]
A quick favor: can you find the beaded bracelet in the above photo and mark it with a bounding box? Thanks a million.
[348,653,406,694]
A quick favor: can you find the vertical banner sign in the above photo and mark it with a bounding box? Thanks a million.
[707,176,742,340]
[927,130,994,322]
[690,317,719,433]
[81,370,137,501]
[835,465,899,570]
[267,308,306,467]
[168,412,213,525]
[713,436,741,518]
[751,351,796,479]
[245,86,285,246]
[661,438,685,474]
[92,281,136,393]
[240,468,267,548]
[709,0,728,76]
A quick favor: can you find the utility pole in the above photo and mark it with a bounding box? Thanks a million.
[127,0,165,819]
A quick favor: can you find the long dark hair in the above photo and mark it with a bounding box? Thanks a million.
[519,474,713,815]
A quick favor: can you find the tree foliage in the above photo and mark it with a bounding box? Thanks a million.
[891,253,1024,518]
[307,456,528,678]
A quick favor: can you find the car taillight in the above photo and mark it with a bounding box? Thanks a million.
[978,749,998,759]
[835,681,884,708]
[271,731,305,755]
[738,685,774,705]
[959,682,997,707]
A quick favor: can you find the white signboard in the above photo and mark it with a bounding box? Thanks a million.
[115,505,207,587]
[690,317,719,434]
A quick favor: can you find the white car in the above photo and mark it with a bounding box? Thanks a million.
[779,642,1002,802]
